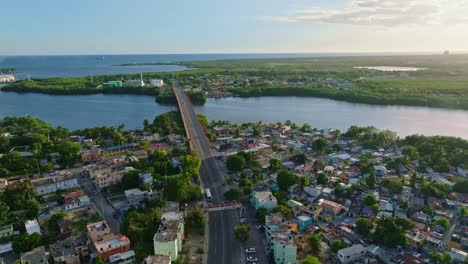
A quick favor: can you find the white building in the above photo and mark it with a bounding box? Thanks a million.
[271,233,297,264]
[150,79,164,87]
[32,171,78,195]
[124,188,156,205]
[25,219,41,235]
[337,244,366,264]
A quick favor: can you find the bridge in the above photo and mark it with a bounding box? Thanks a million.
[172,82,242,264]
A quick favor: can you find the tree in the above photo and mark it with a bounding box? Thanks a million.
[224,188,242,202]
[185,207,205,232]
[299,123,312,132]
[57,141,82,167]
[180,154,201,179]
[0,201,9,224]
[381,178,403,194]
[277,171,298,190]
[364,194,377,206]
[334,184,345,198]
[292,153,307,164]
[12,233,42,254]
[312,138,328,152]
[355,217,373,235]
[226,155,246,172]
[365,172,376,189]
[371,204,381,214]
[92,256,105,264]
[256,207,268,221]
[330,239,348,253]
[454,180,468,194]
[269,158,281,171]
[165,176,189,202]
[435,218,450,229]
[302,256,321,264]
[234,224,250,245]
[429,252,452,264]
[121,170,141,190]
[306,233,322,256]
[373,216,408,248]
[316,173,328,185]
[273,204,293,219]
[394,217,415,230]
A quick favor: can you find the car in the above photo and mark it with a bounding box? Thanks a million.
[256,225,263,230]
[245,248,256,253]
[247,256,258,262]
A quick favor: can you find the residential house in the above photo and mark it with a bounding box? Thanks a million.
[20,246,49,264]
[296,215,313,231]
[32,171,78,195]
[374,166,387,177]
[64,191,90,211]
[25,219,41,235]
[93,235,131,260]
[139,172,153,185]
[0,225,13,238]
[50,238,80,264]
[124,188,156,206]
[271,232,297,264]
[251,190,277,212]
[153,212,184,261]
[72,234,91,259]
[57,218,72,238]
[318,199,343,221]
[337,244,366,264]
[87,221,112,242]
[109,250,136,264]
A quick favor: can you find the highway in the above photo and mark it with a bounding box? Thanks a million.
[172,82,243,264]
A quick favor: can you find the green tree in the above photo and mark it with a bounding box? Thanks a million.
[180,154,201,179]
[299,123,312,132]
[234,224,250,245]
[373,216,408,248]
[429,252,452,264]
[364,194,377,206]
[306,233,322,256]
[371,204,381,214]
[454,180,468,194]
[185,207,205,232]
[292,153,307,164]
[57,141,82,167]
[226,155,246,172]
[277,170,298,190]
[365,172,376,189]
[256,207,268,221]
[355,217,374,235]
[435,218,450,229]
[330,239,348,253]
[224,188,242,202]
[334,184,345,198]
[312,138,328,152]
[12,233,42,254]
[317,173,328,185]
[302,256,321,264]
[269,158,281,171]
[92,256,105,264]
[273,204,293,219]
[121,170,141,190]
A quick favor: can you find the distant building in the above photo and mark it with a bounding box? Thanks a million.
[337,244,366,264]
[109,250,136,264]
[374,166,387,177]
[20,246,49,264]
[251,190,278,212]
[144,255,171,264]
[25,219,41,235]
[49,238,80,264]
[150,79,164,87]
[125,80,145,87]
[31,170,78,195]
[102,81,123,88]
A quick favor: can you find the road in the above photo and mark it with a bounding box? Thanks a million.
[173,83,245,264]
[77,171,121,233]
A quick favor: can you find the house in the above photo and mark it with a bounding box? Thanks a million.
[87,221,112,242]
[271,232,297,264]
[251,191,277,212]
[153,212,184,261]
[318,199,343,216]
[450,248,468,262]
[0,242,12,255]
[109,250,136,264]
[150,79,164,87]
[57,218,72,238]
[124,188,156,206]
[405,230,427,248]
[144,255,171,264]
[296,215,313,231]
[0,225,13,238]
[337,244,366,264]
[64,191,90,211]
[25,219,41,235]
[20,246,49,264]
[93,235,131,260]
[139,172,153,185]
[374,166,387,177]
[32,171,78,195]
[72,234,91,259]
[50,238,80,264]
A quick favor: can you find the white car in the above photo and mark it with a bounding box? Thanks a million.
[245,248,256,253]
[247,256,258,262]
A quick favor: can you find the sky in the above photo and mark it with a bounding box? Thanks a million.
[1,0,468,55]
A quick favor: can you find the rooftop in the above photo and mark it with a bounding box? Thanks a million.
[154,220,182,242]
[109,250,136,262]
[253,191,277,204]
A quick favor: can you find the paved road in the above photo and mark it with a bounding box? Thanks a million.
[78,172,121,233]
[173,83,245,264]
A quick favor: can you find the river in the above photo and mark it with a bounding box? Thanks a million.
[1,92,467,138]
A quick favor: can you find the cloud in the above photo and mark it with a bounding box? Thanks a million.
[262,0,468,27]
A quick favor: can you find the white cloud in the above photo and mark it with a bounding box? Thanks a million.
[262,0,468,27]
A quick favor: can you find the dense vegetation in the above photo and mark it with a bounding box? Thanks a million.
[144,111,184,135]
[0,68,16,74]
[155,90,206,105]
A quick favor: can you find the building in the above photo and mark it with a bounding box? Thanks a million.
[72,234,91,259]
[0,178,7,190]
[139,172,153,184]
[102,81,123,88]
[450,248,468,263]
[125,80,145,87]
[271,232,297,264]
[25,219,41,235]
[153,212,184,261]
[93,235,131,260]
[296,215,313,231]
[124,188,157,206]
[150,79,164,87]
[109,250,136,264]
[20,246,49,264]
[374,166,387,177]
[251,190,278,211]
[0,225,13,238]
[89,167,125,188]
[64,191,91,210]
[144,255,171,264]
[337,244,366,264]
[32,171,78,195]
[87,221,112,242]
[49,238,80,264]
[318,199,343,216]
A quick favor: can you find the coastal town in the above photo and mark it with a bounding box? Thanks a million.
[0,108,467,264]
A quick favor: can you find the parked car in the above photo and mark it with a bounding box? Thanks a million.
[245,248,256,254]
[247,256,258,262]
